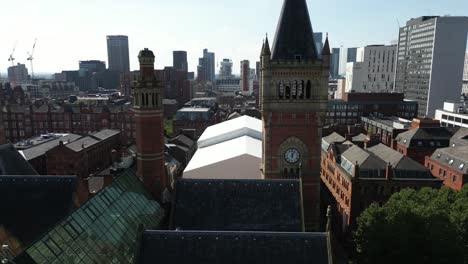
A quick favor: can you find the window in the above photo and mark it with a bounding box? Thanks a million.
[448,159,454,165]
[453,175,457,183]
[459,164,465,170]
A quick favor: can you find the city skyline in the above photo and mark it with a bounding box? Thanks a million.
[1,0,468,76]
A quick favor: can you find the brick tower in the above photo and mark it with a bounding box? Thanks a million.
[260,0,330,230]
[133,48,166,201]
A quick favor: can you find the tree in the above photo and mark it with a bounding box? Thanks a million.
[353,185,468,264]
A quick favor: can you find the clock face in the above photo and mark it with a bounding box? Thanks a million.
[284,148,301,164]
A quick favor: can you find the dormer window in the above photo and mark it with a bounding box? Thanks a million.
[295,55,302,63]
[459,164,464,170]
[448,159,454,165]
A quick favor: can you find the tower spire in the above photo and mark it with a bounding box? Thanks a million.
[263,35,271,56]
[322,33,331,55]
[271,0,318,61]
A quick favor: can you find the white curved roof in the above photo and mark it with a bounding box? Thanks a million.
[197,116,262,149]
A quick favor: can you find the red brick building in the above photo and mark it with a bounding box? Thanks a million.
[320,133,441,234]
[259,0,330,230]
[426,147,468,190]
[394,118,455,164]
[46,129,121,204]
[132,48,167,201]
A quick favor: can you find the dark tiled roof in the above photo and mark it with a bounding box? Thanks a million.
[173,179,303,232]
[431,146,468,174]
[0,175,76,245]
[20,134,82,160]
[396,127,457,148]
[271,0,318,61]
[322,132,345,145]
[138,231,330,264]
[65,136,100,152]
[90,129,120,141]
[450,127,468,147]
[0,144,38,175]
[170,134,195,149]
[352,133,368,142]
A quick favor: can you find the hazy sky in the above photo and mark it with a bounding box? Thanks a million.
[1,0,467,76]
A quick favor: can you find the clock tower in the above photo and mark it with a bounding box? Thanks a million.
[260,0,330,230]
[133,48,166,201]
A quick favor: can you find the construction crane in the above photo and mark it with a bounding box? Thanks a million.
[8,41,17,66]
[27,39,37,80]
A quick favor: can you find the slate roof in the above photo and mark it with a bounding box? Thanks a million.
[0,144,38,175]
[90,129,120,141]
[450,127,468,147]
[271,0,318,61]
[138,231,330,264]
[352,133,368,142]
[65,136,100,152]
[170,134,195,149]
[321,132,346,152]
[0,175,76,246]
[396,127,457,148]
[173,179,303,232]
[431,146,468,174]
[20,134,82,161]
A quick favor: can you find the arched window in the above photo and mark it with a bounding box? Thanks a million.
[290,168,295,175]
[299,80,304,99]
[284,168,288,176]
[279,82,284,99]
[285,85,291,99]
[152,93,155,106]
[292,81,297,99]
[145,93,149,106]
[141,94,145,106]
[306,80,312,99]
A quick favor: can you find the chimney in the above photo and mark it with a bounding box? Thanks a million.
[354,161,360,179]
[345,134,353,141]
[385,162,393,180]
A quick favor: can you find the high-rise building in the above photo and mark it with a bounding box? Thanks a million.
[346,45,397,93]
[8,63,29,86]
[463,52,468,94]
[330,48,340,79]
[260,0,329,230]
[240,60,250,92]
[132,48,166,201]
[338,47,358,77]
[197,49,215,82]
[173,51,188,72]
[313,32,323,58]
[219,59,234,79]
[106,35,130,73]
[394,16,468,117]
[79,60,106,74]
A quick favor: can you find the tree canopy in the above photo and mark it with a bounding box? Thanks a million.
[354,185,468,264]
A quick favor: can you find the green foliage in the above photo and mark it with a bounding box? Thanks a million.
[354,185,468,264]
[164,119,174,136]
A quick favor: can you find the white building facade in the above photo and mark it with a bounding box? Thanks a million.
[463,52,468,95]
[345,45,397,93]
[435,102,468,128]
[394,16,468,117]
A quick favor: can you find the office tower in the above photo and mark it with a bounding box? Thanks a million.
[106,35,130,72]
[330,48,340,79]
[173,51,188,72]
[346,45,397,93]
[219,59,234,79]
[240,60,250,92]
[196,49,215,82]
[313,32,323,58]
[394,16,468,117]
[7,63,29,86]
[79,60,106,74]
[260,0,329,230]
[132,48,166,200]
[338,47,358,77]
[463,53,468,94]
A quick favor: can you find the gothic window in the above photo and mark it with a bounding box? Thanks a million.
[141,94,145,106]
[284,168,288,176]
[145,93,149,106]
[306,80,312,99]
[292,81,297,99]
[279,82,284,99]
[151,93,155,106]
[299,80,304,99]
[285,84,291,99]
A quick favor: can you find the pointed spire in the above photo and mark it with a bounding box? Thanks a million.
[322,33,331,55]
[263,34,271,56]
[260,39,265,57]
[271,0,318,61]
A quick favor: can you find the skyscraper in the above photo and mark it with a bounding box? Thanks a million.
[330,48,340,79]
[173,51,188,72]
[338,47,358,77]
[313,32,323,58]
[219,59,234,79]
[463,53,468,94]
[260,0,329,230]
[106,35,130,73]
[394,16,468,117]
[7,63,29,86]
[240,60,250,92]
[197,49,215,82]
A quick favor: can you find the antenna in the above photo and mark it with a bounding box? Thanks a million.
[7,41,17,67]
[27,38,37,80]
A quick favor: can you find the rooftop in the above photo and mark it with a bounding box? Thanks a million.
[0,144,38,175]
[173,178,303,232]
